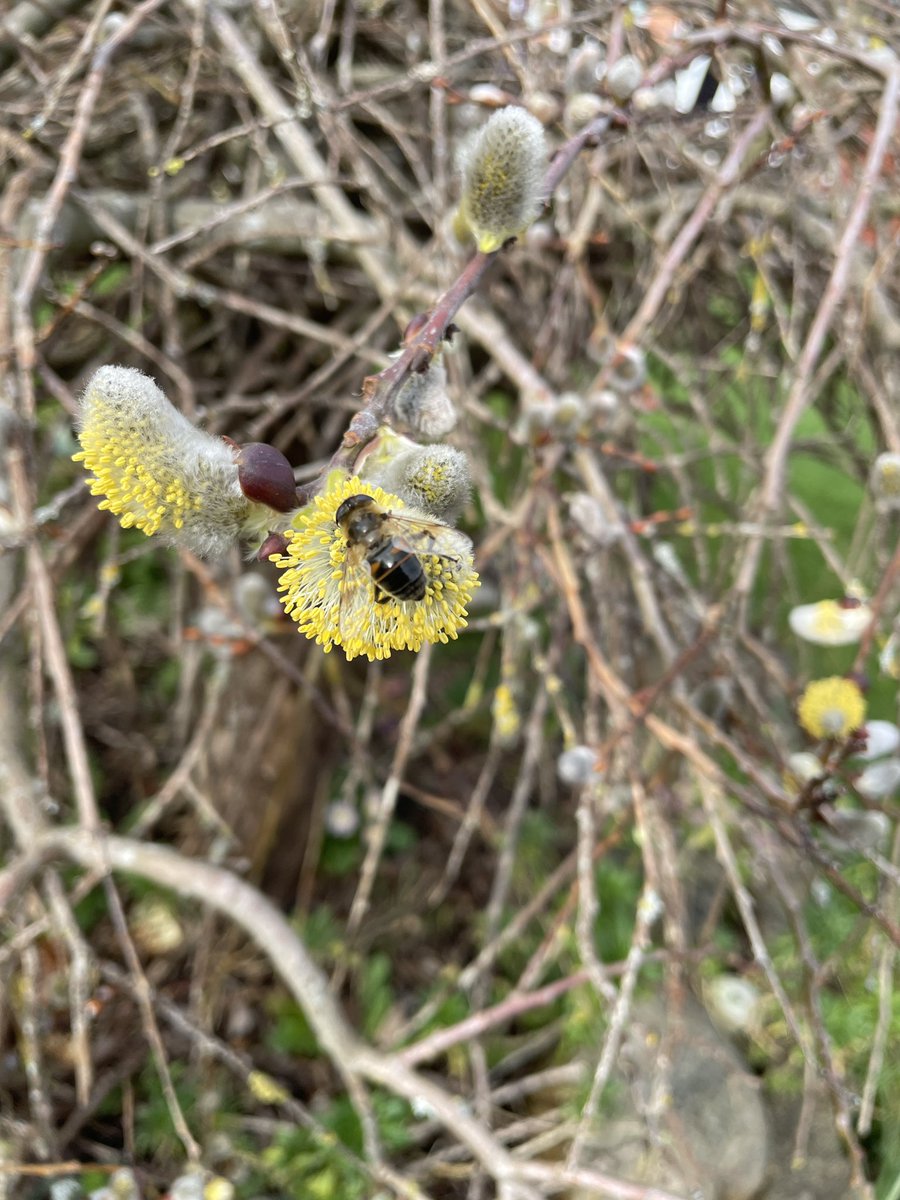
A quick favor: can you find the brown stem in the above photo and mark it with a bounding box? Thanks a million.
[327,112,617,479]
[332,250,496,467]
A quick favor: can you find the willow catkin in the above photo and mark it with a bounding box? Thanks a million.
[456,107,547,253]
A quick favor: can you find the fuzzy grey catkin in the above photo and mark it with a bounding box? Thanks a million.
[392,360,457,438]
[372,444,471,523]
[456,107,547,252]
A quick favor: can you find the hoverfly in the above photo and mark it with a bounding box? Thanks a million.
[335,493,471,607]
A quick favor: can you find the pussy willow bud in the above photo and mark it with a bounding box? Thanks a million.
[856,720,900,761]
[513,397,557,442]
[786,751,825,788]
[468,83,509,107]
[704,975,760,1035]
[131,897,184,955]
[855,760,900,802]
[237,442,298,512]
[566,39,604,93]
[880,632,900,680]
[557,744,598,786]
[788,599,872,647]
[392,359,457,438]
[325,798,360,838]
[73,366,280,558]
[567,492,620,547]
[824,809,891,853]
[49,1182,83,1200]
[372,444,471,522]
[564,92,606,133]
[608,345,647,394]
[587,388,620,418]
[606,54,643,101]
[456,106,547,253]
[553,391,587,434]
[871,452,900,509]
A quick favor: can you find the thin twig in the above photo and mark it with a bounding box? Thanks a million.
[734,60,900,607]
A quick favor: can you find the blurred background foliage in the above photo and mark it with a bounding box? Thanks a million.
[1,0,898,1198]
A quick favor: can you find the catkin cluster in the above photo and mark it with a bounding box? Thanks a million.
[73,366,479,662]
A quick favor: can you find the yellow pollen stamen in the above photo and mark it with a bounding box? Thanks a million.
[274,474,479,662]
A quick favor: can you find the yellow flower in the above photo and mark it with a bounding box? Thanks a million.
[203,1180,235,1200]
[73,366,266,557]
[247,1070,289,1105]
[797,677,866,740]
[274,474,479,662]
[492,682,521,742]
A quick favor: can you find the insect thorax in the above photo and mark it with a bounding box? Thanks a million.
[336,494,388,549]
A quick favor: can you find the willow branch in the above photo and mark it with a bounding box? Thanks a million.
[328,113,615,471]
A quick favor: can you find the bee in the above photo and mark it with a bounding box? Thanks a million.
[334,493,471,615]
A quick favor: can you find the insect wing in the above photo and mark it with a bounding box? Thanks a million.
[382,512,472,565]
[338,543,379,647]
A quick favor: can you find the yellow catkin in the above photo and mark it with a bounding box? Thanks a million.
[797,677,866,740]
[274,474,479,661]
[73,365,258,557]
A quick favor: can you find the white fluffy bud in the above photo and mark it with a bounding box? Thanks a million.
[871,452,900,509]
[374,443,471,522]
[325,799,360,838]
[856,720,900,761]
[855,758,900,800]
[705,974,761,1034]
[564,92,606,132]
[788,600,872,647]
[606,54,643,101]
[567,492,621,547]
[557,744,598,785]
[393,359,457,438]
[456,107,547,252]
[825,808,892,852]
[608,345,647,394]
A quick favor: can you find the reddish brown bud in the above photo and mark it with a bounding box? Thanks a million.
[237,443,297,512]
[402,312,430,346]
[257,532,288,561]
